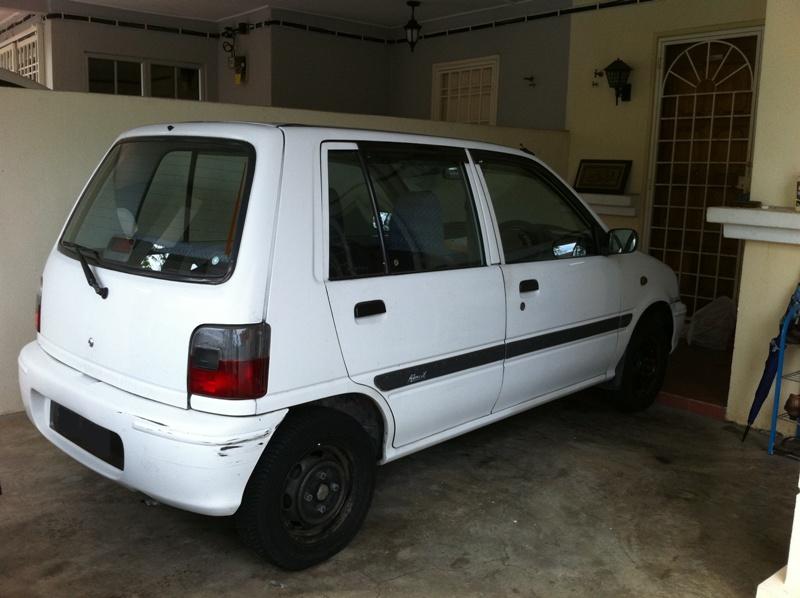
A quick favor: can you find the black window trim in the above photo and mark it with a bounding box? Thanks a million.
[58,135,256,285]
[471,149,606,264]
[324,140,490,281]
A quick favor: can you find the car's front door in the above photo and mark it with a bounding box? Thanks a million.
[473,150,624,412]
[323,142,506,447]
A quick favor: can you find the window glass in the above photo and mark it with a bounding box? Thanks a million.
[327,150,384,279]
[61,138,253,281]
[117,60,142,96]
[88,57,114,94]
[363,145,483,274]
[479,155,597,263]
[116,60,141,96]
[151,64,175,98]
[177,67,200,100]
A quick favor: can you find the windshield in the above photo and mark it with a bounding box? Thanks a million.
[60,137,255,282]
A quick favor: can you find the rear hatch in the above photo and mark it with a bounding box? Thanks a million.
[39,132,273,408]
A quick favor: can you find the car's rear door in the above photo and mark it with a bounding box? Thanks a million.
[472,150,624,412]
[41,133,279,410]
[323,141,506,447]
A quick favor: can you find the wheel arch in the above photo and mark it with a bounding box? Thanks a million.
[295,392,392,461]
[607,300,674,390]
[636,300,674,342]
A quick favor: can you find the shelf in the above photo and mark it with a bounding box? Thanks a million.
[707,206,800,245]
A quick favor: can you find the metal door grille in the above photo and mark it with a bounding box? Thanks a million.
[648,35,758,316]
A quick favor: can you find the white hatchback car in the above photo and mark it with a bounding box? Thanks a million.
[19,123,685,569]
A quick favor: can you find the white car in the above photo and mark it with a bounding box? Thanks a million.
[19,123,685,570]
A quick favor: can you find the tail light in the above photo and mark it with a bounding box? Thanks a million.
[188,323,270,399]
[35,280,42,333]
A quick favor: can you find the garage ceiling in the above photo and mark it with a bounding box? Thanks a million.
[61,0,550,27]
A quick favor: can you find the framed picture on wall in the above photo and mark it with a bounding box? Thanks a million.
[573,159,632,195]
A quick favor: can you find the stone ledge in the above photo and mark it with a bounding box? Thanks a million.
[707,206,800,245]
[582,193,636,217]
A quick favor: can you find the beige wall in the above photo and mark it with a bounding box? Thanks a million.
[216,26,271,107]
[0,88,569,415]
[727,0,800,432]
[386,0,570,130]
[566,0,765,235]
[271,26,388,115]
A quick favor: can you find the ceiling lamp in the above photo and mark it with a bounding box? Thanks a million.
[404,1,421,52]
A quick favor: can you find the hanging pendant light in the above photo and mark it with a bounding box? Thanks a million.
[404,1,421,52]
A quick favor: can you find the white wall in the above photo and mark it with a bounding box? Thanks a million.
[0,88,569,415]
[45,19,219,100]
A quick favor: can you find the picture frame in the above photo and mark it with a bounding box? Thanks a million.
[573,159,632,195]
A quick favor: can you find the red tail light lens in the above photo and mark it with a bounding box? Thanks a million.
[188,323,270,399]
[35,282,42,333]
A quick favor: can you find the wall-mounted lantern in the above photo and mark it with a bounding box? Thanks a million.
[603,58,632,105]
[404,1,421,52]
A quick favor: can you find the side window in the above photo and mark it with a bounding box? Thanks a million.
[478,154,597,263]
[327,150,385,279]
[362,145,484,274]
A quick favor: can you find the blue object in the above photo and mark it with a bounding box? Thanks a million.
[742,283,800,453]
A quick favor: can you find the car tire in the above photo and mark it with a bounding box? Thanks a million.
[612,314,671,412]
[235,406,376,570]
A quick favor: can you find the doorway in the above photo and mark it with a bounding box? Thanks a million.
[646,30,761,412]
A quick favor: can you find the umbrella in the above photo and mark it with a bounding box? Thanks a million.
[742,283,800,441]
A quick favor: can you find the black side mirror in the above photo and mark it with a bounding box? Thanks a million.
[607,228,638,254]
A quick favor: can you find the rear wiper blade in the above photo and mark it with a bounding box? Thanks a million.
[62,241,109,299]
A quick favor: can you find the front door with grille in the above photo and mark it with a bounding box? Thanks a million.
[648,33,760,316]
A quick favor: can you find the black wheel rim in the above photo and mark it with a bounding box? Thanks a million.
[280,445,352,541]
[631,334,663,400]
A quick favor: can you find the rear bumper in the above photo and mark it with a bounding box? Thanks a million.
[670,300,687,351]
[18,341,287,516]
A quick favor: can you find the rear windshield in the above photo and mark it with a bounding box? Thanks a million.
[60,137,255,282]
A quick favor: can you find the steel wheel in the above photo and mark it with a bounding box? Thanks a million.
[236,407,376,570]
[281,445,352,541]
[613,314,670,412]
[631,333,662,402]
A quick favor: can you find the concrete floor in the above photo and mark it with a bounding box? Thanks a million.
[1,392,798,598]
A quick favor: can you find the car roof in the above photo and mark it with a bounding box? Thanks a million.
[118,121,534,159]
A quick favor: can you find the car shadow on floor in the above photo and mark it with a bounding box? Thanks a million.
[0,393,796,597]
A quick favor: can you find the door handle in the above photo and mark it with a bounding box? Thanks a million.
[354,300,386,318]
[519,279,539,293]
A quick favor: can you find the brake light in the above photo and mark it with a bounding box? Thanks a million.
[35,280,42,333]
[188,323,270,399]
